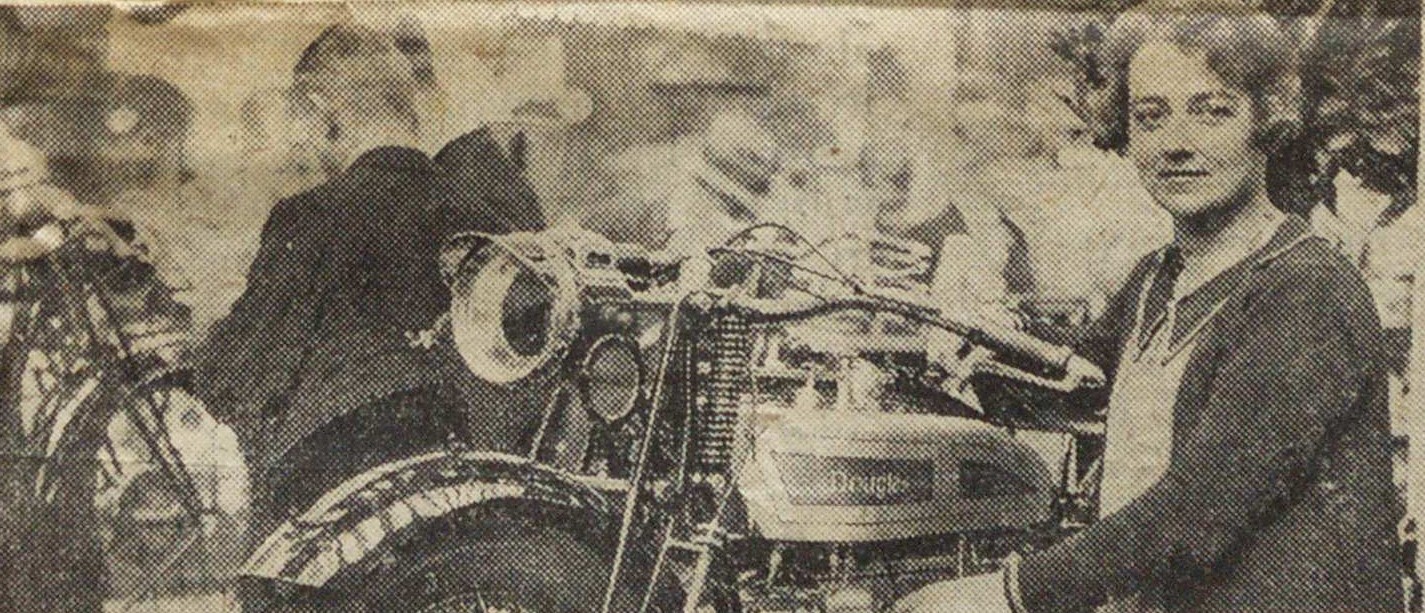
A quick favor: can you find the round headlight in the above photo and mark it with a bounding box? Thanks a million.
[449,237,579,384]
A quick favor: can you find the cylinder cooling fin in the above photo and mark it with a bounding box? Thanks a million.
[696,313,752,472]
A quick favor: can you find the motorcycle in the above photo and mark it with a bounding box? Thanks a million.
[238,225,1108,613]
[0,208,225,610]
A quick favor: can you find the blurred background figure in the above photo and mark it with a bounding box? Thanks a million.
[977,77,1169,317]
[1312,169,1396,262]
[859,116,982,295]
[862,129,960,272]
[434,124,546,238]
[594,40,772,251]
[196,17,549,545]
[660,103,788,258]
[99,74,227,334]
[88,74,193,208]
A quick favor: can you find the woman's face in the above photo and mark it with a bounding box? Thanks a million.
[1126,41,1263,220]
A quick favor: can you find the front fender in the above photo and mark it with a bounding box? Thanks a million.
[242,450,618,588]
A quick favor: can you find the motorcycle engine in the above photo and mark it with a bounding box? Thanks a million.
[728,405,1064,611]
[444,228,1083,612]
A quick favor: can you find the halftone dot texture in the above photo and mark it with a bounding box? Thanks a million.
[0,2,1415,611]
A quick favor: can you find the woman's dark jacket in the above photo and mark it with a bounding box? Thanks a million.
[1013,215,1401,612]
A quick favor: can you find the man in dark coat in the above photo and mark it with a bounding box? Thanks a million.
[195,23,547,533]
[435,127,546,236]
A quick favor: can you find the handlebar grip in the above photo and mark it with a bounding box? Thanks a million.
[957,318,1076,373]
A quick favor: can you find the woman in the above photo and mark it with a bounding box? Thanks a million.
[897,2,1401,612]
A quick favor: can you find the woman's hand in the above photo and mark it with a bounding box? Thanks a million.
[894,572,1014,613]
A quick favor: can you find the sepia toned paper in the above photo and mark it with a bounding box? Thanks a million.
[0,1,1418,611]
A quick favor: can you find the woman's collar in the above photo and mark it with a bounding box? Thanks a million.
[1173,207,1286,299]
[1147,214,1310,353]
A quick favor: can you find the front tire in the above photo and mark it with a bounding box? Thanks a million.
[240,503,623,613]
[365,508,609,613]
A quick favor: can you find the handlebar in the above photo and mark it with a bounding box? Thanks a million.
[720,293,1059,366]
[715,292,1106,393]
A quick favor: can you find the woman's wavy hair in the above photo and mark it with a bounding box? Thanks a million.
[1092,0,1302,157]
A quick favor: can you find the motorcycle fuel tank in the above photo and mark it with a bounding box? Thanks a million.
[737,409,1057,542]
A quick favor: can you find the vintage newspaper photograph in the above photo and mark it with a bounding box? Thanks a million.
[0,0,1419,611]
